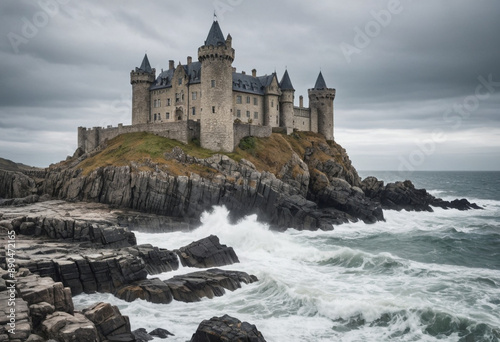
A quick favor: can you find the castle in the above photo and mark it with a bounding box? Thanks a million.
[78,20,336,153]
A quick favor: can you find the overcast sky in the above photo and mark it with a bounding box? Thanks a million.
[1,0,499,172]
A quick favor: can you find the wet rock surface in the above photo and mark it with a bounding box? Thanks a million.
[176,235,239,268]
[164,268,258,303]
[361,177,482,212]
[190,314,267,342]
[0,268,134,342]
[0,200,261,341]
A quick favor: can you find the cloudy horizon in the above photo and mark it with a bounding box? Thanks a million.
[1,0,499,172]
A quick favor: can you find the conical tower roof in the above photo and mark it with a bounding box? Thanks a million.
[280,70,295,91]
[314,71,328,89]
[204,20,226,47]
[138,54,152,73]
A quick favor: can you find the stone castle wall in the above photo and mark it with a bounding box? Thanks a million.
[233,124,272,149]
[78,121,271,154]
[293,106,312,132]
[78,121,200,153]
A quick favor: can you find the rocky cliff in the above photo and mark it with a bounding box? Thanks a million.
[0,132,479,231]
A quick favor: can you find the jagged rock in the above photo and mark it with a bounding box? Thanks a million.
[14,244,147,296]
[149,327,174,338]
[361,178,482,212]
[82,302,133,341]
[132,328,154,342]
[30,302,55,328]
[122,244,179,274]
[176,235,239,268]
[303,140,361,187]
[164,268,257,303]
[277,152,310,196]
[16,273,74,314]
[431,197,483,210]
[2,214,136,247]
[114,278,173,304]
[0,170,37,199]
[0,292,32,341]
[360,176,385,198]
[274,195,338,230]
[41,311,99,342]
[190,315,266,342]
[26,334,45,341]
[316,178,384,224]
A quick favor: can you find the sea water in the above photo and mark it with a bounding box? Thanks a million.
[73,171,500,341]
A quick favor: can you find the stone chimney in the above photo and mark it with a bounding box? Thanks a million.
[242,71,246,75]
[252,69,257,77]
[187,56,192,65]
[169,60,174,70]
[299,95,304,108]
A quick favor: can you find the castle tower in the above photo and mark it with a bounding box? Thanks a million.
[279,70,295,134]
[308,71,336,140]
[130,54,155,125]
[263,73,281,127]
[198,20,235,152]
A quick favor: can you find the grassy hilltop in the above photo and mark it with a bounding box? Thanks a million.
[70,131,351,179]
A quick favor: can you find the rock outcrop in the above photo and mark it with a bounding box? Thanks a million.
[0,133,385,231]
[82,302,134,341]
[190,315,267,342]
[176,235,239,268]
[361,177,482,212]
[164,269,258,303]
[0,169,37,199]
[0,268,135,342]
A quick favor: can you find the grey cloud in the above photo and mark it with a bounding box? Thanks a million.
[1,0,499,169]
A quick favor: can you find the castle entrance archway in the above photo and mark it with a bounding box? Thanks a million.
[176,108,183,121]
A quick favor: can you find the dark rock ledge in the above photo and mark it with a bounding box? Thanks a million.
[361,177,482,212]
[0,207,261,341]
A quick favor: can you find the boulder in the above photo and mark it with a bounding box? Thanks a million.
[316,178,384,223]
[190,315,266,342]
[122,244,179,274]
[82,302,133,341]
[30,302,55,328]
[16,273,74,314]
[176,235,239,268]
[0,292,32,341]
[132,328,153,342]
[164,268,258,303]
[114,278,173,304]
[41,312,98,342]
[149,327,175,338]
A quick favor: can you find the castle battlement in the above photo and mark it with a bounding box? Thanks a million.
[78,19,336,153]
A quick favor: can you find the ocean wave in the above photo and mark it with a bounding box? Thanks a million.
[328,307,500,342]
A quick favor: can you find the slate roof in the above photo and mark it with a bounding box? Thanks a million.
[150,61,202,90]
[204,20,226,47]
[280,70,294,91]
[137,54,153,73]
[314,71,328,89]
[232,73,266,95]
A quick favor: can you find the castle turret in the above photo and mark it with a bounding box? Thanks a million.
[130,54,155,125]
[198,20,235,152]
[308,71,336,140]
[279,70,295,134]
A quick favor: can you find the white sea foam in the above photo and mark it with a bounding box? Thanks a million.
[75,203,500,341]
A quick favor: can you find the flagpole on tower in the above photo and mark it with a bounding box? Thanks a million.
[214,11,217,21]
